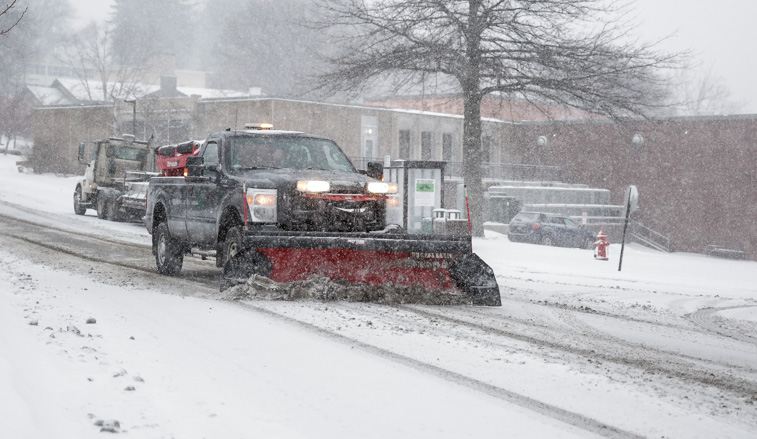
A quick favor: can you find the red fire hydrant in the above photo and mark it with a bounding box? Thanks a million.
[593,230,610,261]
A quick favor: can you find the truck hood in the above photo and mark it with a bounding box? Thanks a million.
[233,168,377,193]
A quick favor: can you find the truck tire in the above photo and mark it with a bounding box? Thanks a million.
[154,222,183,275]
[96,193,108,219]
[222,226,244,268]
[107,196,120,222]
[73,185,86,215]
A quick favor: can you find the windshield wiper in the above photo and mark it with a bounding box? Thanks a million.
[237,166,279,170]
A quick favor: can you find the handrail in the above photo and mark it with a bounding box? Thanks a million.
[630,220,670,252]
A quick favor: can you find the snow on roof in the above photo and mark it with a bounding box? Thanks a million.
[41,78,254,105]
[25,85,75,106]
[176,86,251,99]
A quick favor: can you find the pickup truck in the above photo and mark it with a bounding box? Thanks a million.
[145,126,501,306]
[145,126,392,274]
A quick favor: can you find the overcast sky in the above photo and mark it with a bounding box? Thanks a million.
[69,0,757,114]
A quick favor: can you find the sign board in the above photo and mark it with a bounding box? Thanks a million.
[622,185,639,219]
[414,179,436,207]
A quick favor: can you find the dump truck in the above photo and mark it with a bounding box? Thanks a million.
[73,137,203,221]
[73,135,156,221]
[145,125,501,306]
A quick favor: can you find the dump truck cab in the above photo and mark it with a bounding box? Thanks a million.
[73,135,154,220]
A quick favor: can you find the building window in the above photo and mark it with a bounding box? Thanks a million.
[399,130,412,159]
[361,115,378,161]
[421,131,432,160]
[442,133,453,162]
[482,135,492,163]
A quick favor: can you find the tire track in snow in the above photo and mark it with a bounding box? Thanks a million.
[3,208,755,437]
[1,217,640,439]
[398,305,757,398]
[232,301,644,439]
[689,306,757,345]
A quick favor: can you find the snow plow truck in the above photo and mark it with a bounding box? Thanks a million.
[144,125,501,306]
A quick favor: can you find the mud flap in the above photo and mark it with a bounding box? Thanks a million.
[448,253,502,306]
[221,250,272,292]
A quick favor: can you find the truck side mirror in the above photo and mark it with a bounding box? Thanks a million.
[77,143,86,164]
[185,156,205,177]
[366,161,383,180]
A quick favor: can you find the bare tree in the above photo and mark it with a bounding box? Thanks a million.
[667,64,745,116]
[59,22,151,104]
[0,0,28,154]
[315,0,681,235]
[0,0,26,36]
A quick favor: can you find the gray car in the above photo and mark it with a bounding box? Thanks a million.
[508,212,595,249]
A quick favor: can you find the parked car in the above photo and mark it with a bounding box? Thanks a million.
[508,212,595,249]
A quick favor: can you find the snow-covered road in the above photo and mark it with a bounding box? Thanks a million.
[1,154,756,438]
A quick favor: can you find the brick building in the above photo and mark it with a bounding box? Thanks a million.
[29,83,757,260]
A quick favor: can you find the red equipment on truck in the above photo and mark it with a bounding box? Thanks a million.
[155,140,203,176]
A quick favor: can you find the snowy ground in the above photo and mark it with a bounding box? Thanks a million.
[1,153,756,438]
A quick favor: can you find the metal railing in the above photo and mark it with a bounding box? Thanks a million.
[349,157,562,182]
[630,221,670,252]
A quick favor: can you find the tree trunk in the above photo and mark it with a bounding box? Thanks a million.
[462,0,485,237]
[462,88,484,237]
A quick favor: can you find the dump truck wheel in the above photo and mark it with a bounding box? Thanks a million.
[107,196,120,222]
[96,194,108,219]
[155,222,183,275]
[73,185,86,215]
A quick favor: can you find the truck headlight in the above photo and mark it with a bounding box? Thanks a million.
[297,180,330,193]
[245,188,277,222]
[367,181,398,194]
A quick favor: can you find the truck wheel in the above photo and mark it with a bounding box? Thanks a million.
[222,226,243,267]
[155,222,183,275]
[96,194,108,219]
[107,196,120,222]
[73,186,86,215]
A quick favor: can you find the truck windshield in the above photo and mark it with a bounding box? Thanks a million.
[228,136,356,173]
[110,146,146,162]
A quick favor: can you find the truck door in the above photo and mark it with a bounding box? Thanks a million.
[164,178,190,241]
[186,142,224,244]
